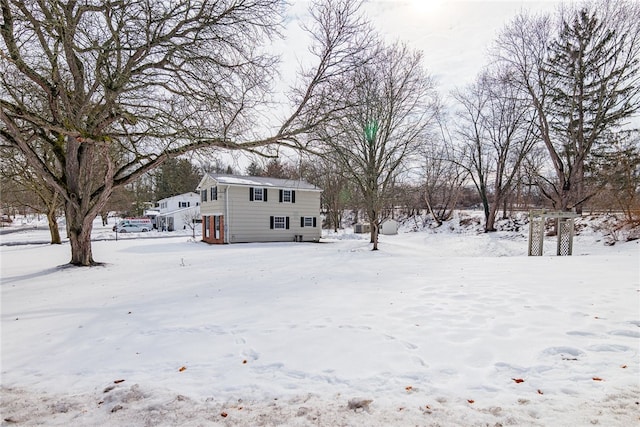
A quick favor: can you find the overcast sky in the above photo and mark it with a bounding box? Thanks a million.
[279,0,562,95]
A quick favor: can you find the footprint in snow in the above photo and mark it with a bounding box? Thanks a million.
[608,330,640,338]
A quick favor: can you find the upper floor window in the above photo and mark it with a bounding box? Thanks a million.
[201,189,207,202]
[250,187,268,202]
[279,189,296,203]
[178,201,190,208]
[210,186,217,201]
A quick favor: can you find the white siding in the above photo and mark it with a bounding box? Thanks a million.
[198,176,322,243]
[226,186,321,243]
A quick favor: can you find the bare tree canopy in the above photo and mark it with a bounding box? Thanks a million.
[453,68,536,231]
[493,0,640,212]
[317,40,438,249]
[0,0,368,265]
[420,105,469,226]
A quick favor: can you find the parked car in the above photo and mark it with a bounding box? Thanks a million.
[115,223,150,233]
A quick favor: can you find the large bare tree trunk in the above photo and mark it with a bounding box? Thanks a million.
[64,138,114,266]
[47,204,61,245]
[423,194,442,227]
[369,209,379,250]
[66,202,96,266]
[486,207,498,232]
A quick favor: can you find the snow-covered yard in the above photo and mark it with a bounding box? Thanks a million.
[1,215,639,426]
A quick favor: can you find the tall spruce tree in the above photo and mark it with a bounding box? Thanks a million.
[154,158,201,200]
[544,7,639,212]
[495,2,640,213]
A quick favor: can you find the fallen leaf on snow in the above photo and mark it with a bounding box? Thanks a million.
[537,389,544,395]
[113,379,125,384]
[220,412,228,418]
[179,366,187,372]
[592,377,603,381]
[512,378,525,383]
[467,399,475,404]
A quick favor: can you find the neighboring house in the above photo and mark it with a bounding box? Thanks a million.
[197,173,322,244]
[155,192,201,232]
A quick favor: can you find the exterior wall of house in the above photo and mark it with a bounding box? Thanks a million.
[202,215,224,244]
[157,206,200,231]
[157,193,200,213]
[155,192,201,232]
[199,178,321,244]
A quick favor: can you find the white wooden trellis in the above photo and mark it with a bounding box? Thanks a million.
[528,210,580,256]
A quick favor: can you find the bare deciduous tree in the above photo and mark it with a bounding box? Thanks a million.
[419,104,469,226]
[0,0,368,265]
[0,146,63,243]
[453,69,536,231]
[317,41,437,249]
[589,130,640,221]
[302,155,353,232]
[494,1,640,213]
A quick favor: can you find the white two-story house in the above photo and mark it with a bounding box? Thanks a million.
[155,192,200,232]
[196,173,322,244]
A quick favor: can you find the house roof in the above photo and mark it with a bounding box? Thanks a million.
[204,173,321,191]
[156,192,200,203]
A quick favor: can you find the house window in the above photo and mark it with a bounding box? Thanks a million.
[301,216,317,227]
[178,201,190,208]
[250,187,267,202]
[210,186,217,201]
[201,189,207,202]
[279,189,295,203]
[204,215,210,238]
[274,216,285,229]
[270,216,289,230]
[214,215,220,239]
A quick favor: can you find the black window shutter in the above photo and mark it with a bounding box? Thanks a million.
[264,188,268,202]
[249,187,254,201]
[270,216,274,229]
[313,217,317,227]
[300,217,305,227]
[286,217,290,229]
[279,189,283,203]
[292,191,296,203]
